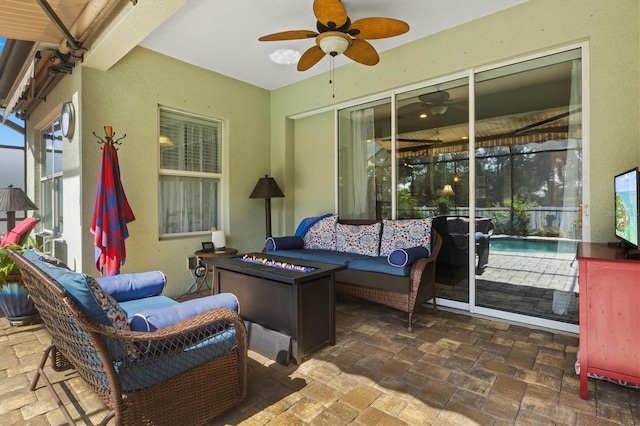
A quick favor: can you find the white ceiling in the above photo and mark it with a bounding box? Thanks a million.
[139,0,527,91]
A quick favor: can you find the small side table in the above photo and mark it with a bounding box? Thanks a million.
[194,248,238,293]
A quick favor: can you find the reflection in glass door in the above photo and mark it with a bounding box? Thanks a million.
[473,49,582,324]
[395,79,472,303]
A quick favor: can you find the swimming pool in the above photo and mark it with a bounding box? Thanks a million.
[490,237,578,254]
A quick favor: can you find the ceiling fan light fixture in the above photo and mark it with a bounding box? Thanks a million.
[429,105,448,115]
[317,31,351,56]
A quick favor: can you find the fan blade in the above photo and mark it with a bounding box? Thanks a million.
[313,0,348,29]
[259,30,318,41]
[348,17,410,40]
[298,46,326,71]
[343,39,379,66]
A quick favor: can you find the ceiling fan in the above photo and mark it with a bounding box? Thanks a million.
[258,0,410,71]
[399,90,466,119]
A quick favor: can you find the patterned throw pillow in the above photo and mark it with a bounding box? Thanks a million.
[85,275,139,358]
[380,218,433,256]
[335,222,381,256]
[303,214,338,250]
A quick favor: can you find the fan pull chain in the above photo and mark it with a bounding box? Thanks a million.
[329,56,336,98]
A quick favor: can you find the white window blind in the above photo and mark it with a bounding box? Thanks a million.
[159,108,222,236]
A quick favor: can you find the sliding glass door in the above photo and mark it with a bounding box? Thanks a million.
[336,46,584,330]
[473,49,582,324]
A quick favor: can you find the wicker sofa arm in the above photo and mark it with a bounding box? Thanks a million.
[408,230,442,294]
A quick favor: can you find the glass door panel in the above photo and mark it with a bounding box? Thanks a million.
[338,98,392,219]
[474,49,582,323]
[396,79,471,302]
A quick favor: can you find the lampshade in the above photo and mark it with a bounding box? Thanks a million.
[442,184,455,196]
[0,185,38,232]
[0,186,38,212]
[212,230,226,253]
[429,105,448,115]
[158,135,173,146]
[317,31,351,56]
[249,175,285,199]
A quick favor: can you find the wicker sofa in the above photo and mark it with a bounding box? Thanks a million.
[9,248,247,426]
[265,215,442,332]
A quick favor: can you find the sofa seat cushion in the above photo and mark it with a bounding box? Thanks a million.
[116,327,237,392]
[335,222,381,256]
[267,249,368,265]
[347,256,412,277]
[120,296,178,321]
[380,218,433,256]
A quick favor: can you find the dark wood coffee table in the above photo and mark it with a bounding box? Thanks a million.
[203,253,345,364]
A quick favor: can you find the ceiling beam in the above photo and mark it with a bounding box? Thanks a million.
[82,0,186,72]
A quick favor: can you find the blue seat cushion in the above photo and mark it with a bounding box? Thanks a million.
[116,327,238,392]
[347,256,412,277]
[267,249,368,265]
[120,296,177,322]
[96,271,166,302]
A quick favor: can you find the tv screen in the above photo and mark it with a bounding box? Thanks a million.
[614,167,639,248]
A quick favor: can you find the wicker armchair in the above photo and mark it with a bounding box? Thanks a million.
[9,249,247,426]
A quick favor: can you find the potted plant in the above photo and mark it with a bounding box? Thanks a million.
[0,239,39,325]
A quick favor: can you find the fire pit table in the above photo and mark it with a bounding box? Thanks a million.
[203,253,345,364]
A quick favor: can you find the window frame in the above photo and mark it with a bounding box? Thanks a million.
[39,116,63,238]
[158,107,223,238]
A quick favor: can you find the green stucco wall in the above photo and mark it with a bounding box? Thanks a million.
[270,0,640,244]
[78,47,270,295]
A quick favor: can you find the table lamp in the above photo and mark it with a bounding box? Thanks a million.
[0,185,39,231]
[212,230,226,253]
[249,175,284,238]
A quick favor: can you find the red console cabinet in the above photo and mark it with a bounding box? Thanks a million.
[577,242,640,399]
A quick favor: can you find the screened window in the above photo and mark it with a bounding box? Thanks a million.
[40,117,63,236]
[158,108,222,236]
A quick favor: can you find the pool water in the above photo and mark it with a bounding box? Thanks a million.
[490,238,578,254]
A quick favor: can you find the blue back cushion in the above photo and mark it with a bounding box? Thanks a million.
[25,251,110,325]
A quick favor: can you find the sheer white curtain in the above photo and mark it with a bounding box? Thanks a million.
[349,108,374,218]
[561,58,582,238]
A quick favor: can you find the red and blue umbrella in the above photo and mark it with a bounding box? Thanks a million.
[90,128,135,276]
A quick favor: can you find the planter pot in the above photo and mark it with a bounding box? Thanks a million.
[0,274,39,326]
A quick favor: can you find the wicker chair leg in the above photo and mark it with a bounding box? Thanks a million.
[33,344,77,425]
[99,411,116,426]
[407,312,413,333]
[31,344,55,391]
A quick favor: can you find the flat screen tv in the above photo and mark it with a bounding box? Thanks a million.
[614,167,639,249]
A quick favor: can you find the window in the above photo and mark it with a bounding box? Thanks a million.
[40,117,63,236]
[158,108,222,237]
